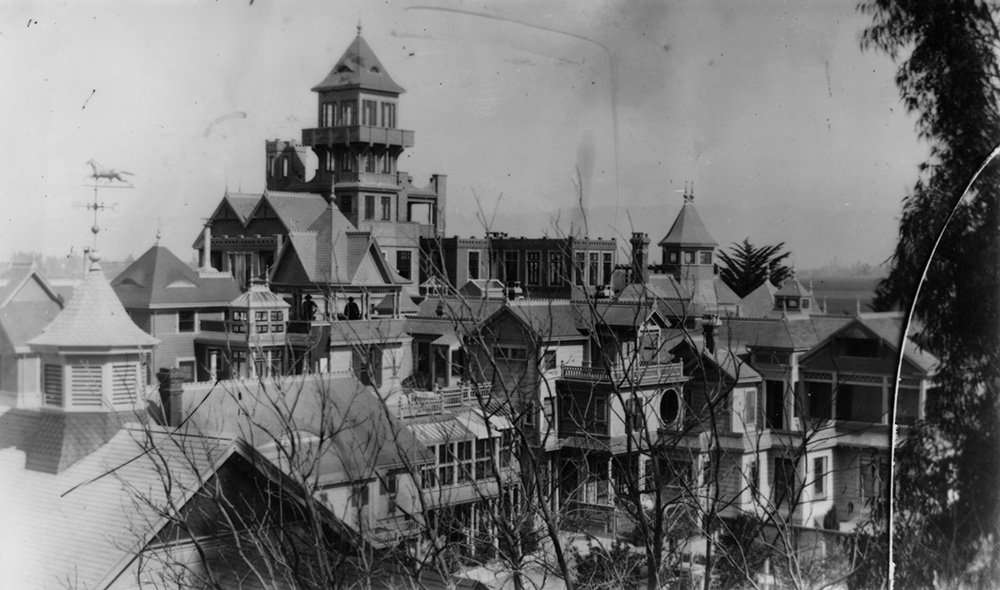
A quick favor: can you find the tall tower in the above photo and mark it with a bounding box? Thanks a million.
[658,186,718,283]
[267,30,415,223]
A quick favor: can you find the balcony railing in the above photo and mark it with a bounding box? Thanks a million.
[560,361,684,385]
[333,172,400,187]
[302,126,415,148]
[395,383,493,419]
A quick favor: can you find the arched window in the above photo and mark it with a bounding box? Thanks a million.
[660,388,680,423]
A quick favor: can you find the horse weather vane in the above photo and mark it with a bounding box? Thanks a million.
[81,159,135,251]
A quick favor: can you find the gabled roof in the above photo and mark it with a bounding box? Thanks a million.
[272,204,398,286]
[723,315,851,351]
[312,34,405,94]
[618,274,690,302]
[658,199,718,248]
[216,191,261,226]
[498,301,588,341]
[112,245,241,309]
[739,281,777,317]
[775,275,810,298]
[801,313,939,374]
[0,265,64,353]
[0,264,63,308]
[0,415,229,590]
[30,257,159,349]
[177,374,430,481]
[192,192,263,248]
[257,191,328,232]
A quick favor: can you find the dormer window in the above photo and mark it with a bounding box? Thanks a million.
[669,251,679,263]
[683,251,695,264]
[370,66,380,73]
[698,251,713,265]
[336,65,352,74]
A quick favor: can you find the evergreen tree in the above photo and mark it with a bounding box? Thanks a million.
[716,239,792,298]
[859,1,1000,586]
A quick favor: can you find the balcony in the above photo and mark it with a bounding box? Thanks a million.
[560,361,685,387]
[394,383,493,419]
[333,171,400,188]
[302,125,414,148]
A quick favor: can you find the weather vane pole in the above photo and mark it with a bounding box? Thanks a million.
[82,159,135,255]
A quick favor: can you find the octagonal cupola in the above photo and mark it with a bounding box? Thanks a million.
[658,186,718,282]
[28,252,159,412]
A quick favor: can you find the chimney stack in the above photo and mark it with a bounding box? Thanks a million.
[157,368,186,427]
[702,315,722,354]
[630,232,650,285]
[201,223,213,271]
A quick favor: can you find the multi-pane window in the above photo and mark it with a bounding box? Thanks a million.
[457,441,473,483]
[340,151,354,172]
[325,151,335,172]
[362,100,377,125]
[364,153,376,173]
[699,251,713,265]
[494,346,527,361]
[178,310,196,333]
[421,467,436,489]
[683,251,695,264]
[396,250,412,280]
[574,252,586,285]
[381,196,392,220]
[339,101,356,126]
[281,158,289,178]
[468,251,480,280]
[381,102,396,128]
[813,457,827,499]
[475,439,492,479]
[588,253,600,286]
[365,195,375,220]
[669,251,679,263]
[381,152,392,173]
[526,251,540,286]
[602,252,613,284]
[322,103,334,126]
[548,252,562,285]
[503,251,520,284]
[339,194,352,214]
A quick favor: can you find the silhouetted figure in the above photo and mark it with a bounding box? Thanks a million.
[345,297,361,320]
[301,294,318,321]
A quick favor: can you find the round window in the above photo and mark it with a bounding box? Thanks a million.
[660,389,680,423]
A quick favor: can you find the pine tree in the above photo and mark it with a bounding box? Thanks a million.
[716,239,792,299]
[859,1,1000,586]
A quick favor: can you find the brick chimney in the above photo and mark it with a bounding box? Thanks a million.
[157,367,186,427]
[630,232,650,285]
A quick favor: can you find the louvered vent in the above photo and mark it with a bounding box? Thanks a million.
[43,364,63,406]
[111,363,137,406]
[71,365,103,407]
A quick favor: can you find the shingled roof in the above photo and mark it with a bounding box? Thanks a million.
[29,256,159,349]
[272,204,397,286]
[0,266,64,354]
[112,245,241,309]
[312,34,405,94]
[259,191,329,232]
[658,199,718,248]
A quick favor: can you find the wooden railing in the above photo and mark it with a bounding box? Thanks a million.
[394,383,493,418]
[560,361,684,384]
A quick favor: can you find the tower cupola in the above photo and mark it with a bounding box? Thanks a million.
[658,185,718,282]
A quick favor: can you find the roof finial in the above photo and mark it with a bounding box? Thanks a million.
[683,181,694,203]
[156,218,162,243]
[357,18,362,37]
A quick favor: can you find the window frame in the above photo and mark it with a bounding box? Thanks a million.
[178,310,197,333]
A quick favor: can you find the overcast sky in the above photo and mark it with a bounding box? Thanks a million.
[0,0,926,269]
